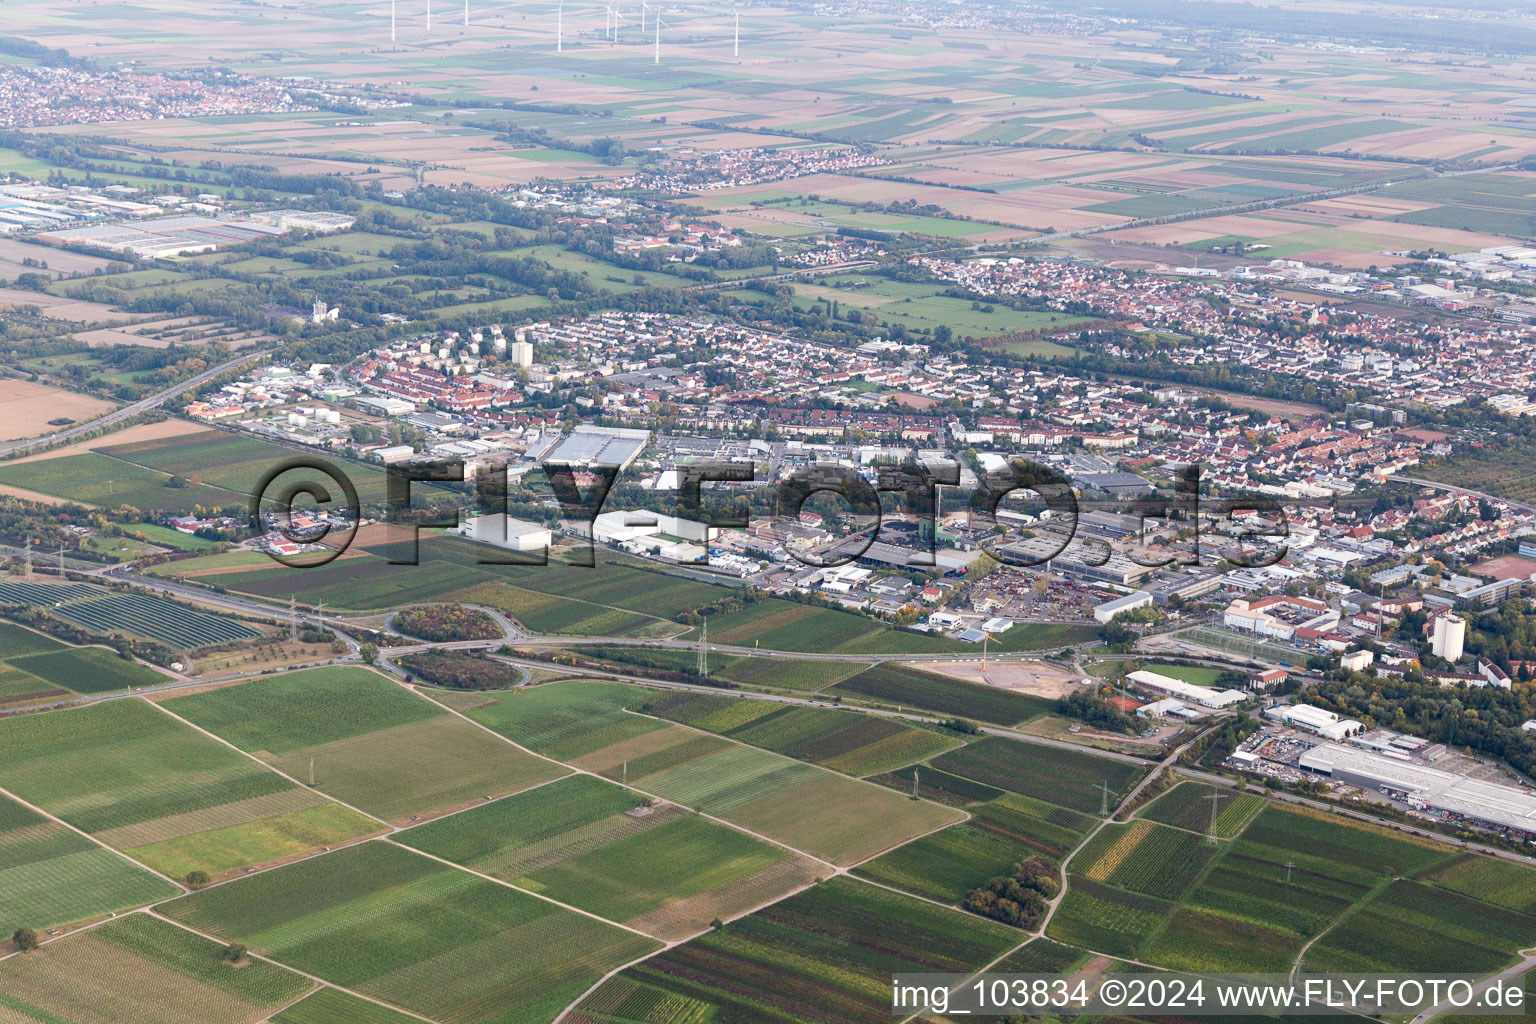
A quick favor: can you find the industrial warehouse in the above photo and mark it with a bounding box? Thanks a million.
[1298,743,1536,842]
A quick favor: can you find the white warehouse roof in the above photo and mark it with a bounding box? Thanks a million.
[1299,743,1536,834]
[1125,670,1248,708]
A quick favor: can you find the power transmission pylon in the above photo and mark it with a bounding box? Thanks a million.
[1205,790,1226,846]
[289,596,298,642]
[911,768,920,801]
[1098,779,1112,817]
[1285,860,1295,884]
[697,619,708,682]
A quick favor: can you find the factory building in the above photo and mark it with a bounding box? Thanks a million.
[1298,743,1536,841]
[1125,670,1248,709]
[1094,590,1152,623]
[1263,703,1362,741]
[457,514,552,553]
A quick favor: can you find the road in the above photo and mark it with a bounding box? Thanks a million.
[0,348,273,460]
[686,259,879,292]
[1388,474,1536,514]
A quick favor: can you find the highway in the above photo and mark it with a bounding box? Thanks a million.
[0,348,272,460]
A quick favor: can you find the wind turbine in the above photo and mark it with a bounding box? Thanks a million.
[391,0,396,41]
[732,4,739,57]
[557,0,564,51]
[464,0,469,26]
[612,4,627,41]
[426,0,431,31]
[653,6,668,64]
[641,0,647,32]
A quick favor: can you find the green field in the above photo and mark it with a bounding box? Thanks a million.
[1420,853,1536,915]
[0,793,179,939]
[159,840,661,1024]
[1306,880,1536,975]
[929,736,1146,814]
[1142,662,1229,686]
[1072,820,1218,901]
[200,537,1091,654]
[1140,782,1266,838]
[397,774,816,939]
[640,690,960,776]
[6,645,169,694]
[463,680,962,864]
[460,679,668,761]
[164,668,567,820]
[573,876,1020,1024]
[272,988,421,1024]
[854,789,1095,903]
[0,619,166,700]
[1048,876,1172,958]
[0,699,378,877]
[0,913,313,1024]
[829,663,1055,725]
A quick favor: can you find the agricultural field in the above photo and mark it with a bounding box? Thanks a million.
[396,774,821,940]
[0,428,438,515]
[4,646,169,693]
[1047,876,1174,959]
[0,450,247,513]
[1305,880,1536,975]
[463,680,963,864]
[1420,853,1536,915]
[0,913,313,1024]
[1041,799,1536,977]
[158,840,661,1024]
[0,793,179,939]
[0,378,116,443]
[0,699,379,878]
[459,679,669,761]
[0,618,168,699]
[0,579,261,650]
[928,737,1147,814]
[855,748,1100,904]
[639,690,961,776]
[1072,820,1218,901]
[568,644,862,692]
[1139,782,1266,838]
[829,662,1055,725]
[272,988,422,1024]
[163,667,568,822]
[572,877,1020,1024]
[853,790,1094,904]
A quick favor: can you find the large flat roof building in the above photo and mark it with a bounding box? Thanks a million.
[1125,670,1248,708]
[1298,742,1536,839]
[1263,703,1362,740]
